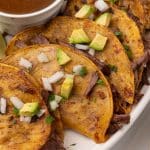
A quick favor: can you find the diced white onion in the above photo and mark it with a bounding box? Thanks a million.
[75,44,89,50]
[0,98,7,114]
[37,109,46,117]
[89,14,95,20]
[88,48,95,56]
[5,35,13,44]
[95,0,109,12]
[20,116,32,123]
[48,71,64,84]
[19,57,32,69]
[42,78,53,91]
[50,100,59,111]
[65,74,75,79]
[55,95,62,103]
[37,52,49,63]
[73,65,83,75]
[10,97,24,109]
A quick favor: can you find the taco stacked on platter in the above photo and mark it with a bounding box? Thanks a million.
[0,0,149,148]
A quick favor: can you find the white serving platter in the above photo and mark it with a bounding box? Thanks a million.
[64,85,150,150]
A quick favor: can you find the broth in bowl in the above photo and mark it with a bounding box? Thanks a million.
[0,0,55,14]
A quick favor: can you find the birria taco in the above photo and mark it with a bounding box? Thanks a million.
[64,0,144,87]
[0,63,51,150]
[2,44,113,143]
[5,16,134,114]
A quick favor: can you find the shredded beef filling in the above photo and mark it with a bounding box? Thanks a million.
[15,34,49,49]
[41,132,65,150]
[27,35,49,45]
[107,114,130,135]
[84,72,99,96]
[41,90,65,150]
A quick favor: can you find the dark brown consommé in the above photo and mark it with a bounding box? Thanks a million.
[0,0,55,14]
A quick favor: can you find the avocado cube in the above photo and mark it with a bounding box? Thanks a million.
[57,49,71,65]
[69,29,91,44]
[95,13,112,27]
[20,102,39,117]
[90,33,108,51]
[75,5,95,19]
[61,77,74,99]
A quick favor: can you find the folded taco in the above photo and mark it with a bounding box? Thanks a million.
[6,16,134,114]
[64,0,144,87]
[2,44,114,143]
[0,63,51,150]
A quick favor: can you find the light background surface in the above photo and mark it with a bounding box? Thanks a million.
[111,102,150,150]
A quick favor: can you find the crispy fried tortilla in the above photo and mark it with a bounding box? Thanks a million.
[0,63,51,150]
[6,16,135,113]
[64,0,144,60]
[43,16,134,105]
[64,0,144,87]
[117,0,150,30]
[2,44,113,143]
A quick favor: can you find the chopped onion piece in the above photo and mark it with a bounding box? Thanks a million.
[20,116,32,123]
[55,95,62,103]
[19,57,32,69]
[65,74,75,79]
[73,65,83,75]
[42,78,53,91]
[89,14,95,20]
[48,71,64,83]
[88,48,95,56]
[37,52,49,63]
[37,109,46,117]
[10,97,24,109]
[0,98,7,114]
[95,0,109,12]
[5,35,13,44]
[75,44,89,50]
[50,100,59,111]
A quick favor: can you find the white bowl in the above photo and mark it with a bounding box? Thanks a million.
[0,0,64,34]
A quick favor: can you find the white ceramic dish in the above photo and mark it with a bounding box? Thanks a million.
[64,85,150,150]
[0,0,65,34]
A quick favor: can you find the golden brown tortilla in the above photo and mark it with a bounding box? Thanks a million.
[2,44,113,143]
[0,63,51,150]
[5,16,135,113]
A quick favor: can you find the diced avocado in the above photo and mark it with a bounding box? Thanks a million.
[69,29,91,44]
[61,77,74,99]
[75,5,95,19]
[95,13,112,27]
[89,33,108,51]
[57,49,71,65]
[20,102,39,117]
[0,33,6,59]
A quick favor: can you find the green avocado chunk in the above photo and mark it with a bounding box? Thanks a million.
[20,102,39,117]
[95,13,112,27]
[69,29,91,44]
[90,33,108,51]
[57,49,71,65]
[61,77,74,99]
[0,33,6,59]
[75,5,95,19]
